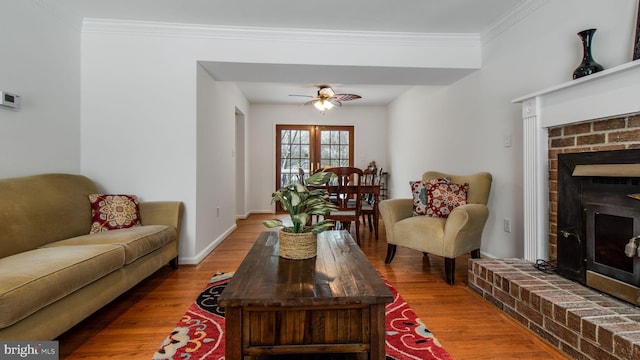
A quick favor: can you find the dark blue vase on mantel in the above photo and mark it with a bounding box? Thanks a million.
[573,28,604,79]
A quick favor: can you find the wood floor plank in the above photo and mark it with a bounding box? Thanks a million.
[57,214,571,359]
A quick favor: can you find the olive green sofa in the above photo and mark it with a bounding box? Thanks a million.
[0,173,184,340]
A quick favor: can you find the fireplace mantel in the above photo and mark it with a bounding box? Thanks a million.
[513,60,640,262]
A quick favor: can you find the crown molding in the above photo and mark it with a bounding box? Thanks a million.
[82,18,481,48]
[481,0,547,45]
[34,0,541,47]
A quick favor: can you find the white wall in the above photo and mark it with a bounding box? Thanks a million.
[387,0,638,259]
[249,104,388,213]
[81,30,256,263]
[386,85,448,192]
[0,0,81,178]
[196,66,249,263]
[81,34,198,261]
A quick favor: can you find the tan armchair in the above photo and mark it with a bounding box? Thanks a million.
[379,171,492,285]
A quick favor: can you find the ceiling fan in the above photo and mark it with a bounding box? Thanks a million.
[290,85,361,111]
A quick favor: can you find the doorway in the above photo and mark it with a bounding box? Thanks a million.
[275,125,354,189]
[235,108,246,219]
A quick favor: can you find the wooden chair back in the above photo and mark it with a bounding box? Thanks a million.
[329,167,363,209]
[325,167,364,244]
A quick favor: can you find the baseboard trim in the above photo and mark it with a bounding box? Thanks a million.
[179,224,237,265]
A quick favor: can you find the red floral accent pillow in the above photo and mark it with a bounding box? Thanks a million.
[426,180,469,218]
[410,180,428,216]
[88,194,141,233]
[411,178,450,216]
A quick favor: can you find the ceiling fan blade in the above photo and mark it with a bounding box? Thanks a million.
[328,98,343,107]
[289,94,315,98]
[334,94,361,102]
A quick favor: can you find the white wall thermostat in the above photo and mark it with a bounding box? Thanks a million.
[0,91,20,109]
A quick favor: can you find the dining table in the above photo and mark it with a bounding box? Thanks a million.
[308,183,381,239]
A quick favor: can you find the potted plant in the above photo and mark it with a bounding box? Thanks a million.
[264,171,337,259]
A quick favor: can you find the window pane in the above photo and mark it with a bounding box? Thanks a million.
[278,128,312,188]
[281,130,290,143]
[339,131,348,143]
[291,130,301,143]
[321,144,330,159]
[291,144,301,158]
[321,131,330,143]
[339,145,348,159]
[301,144,310,158]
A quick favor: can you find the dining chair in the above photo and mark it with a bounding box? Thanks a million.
[324,167,364,245]
[360,168,379,238]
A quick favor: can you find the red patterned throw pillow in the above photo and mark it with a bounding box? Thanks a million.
[411,178,450,216]
[426,180,469,218]
[410,180,428,216]
[88,194,141,233]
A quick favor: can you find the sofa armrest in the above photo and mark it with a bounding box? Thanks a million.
[139,201,185,242]
[443,203,489,257]
[378,198,413,244]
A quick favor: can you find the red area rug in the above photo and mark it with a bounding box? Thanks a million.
[153,272,452,360]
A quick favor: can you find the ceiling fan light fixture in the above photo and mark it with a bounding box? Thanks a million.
[313,99,333,111]
[318,87,335,97]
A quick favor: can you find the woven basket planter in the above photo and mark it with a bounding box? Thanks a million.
[278,229,317,260]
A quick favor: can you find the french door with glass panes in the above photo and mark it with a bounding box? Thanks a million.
[276,125,354,190]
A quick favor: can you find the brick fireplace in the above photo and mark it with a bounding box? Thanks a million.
[548,114,640,262]
[467,61,640,360]
[514,60,640,264]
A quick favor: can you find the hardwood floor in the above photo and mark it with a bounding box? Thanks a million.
[57,214,571,359]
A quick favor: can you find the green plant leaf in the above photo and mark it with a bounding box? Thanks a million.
[312,219,335,234]
[290,191,301,207]
[266,170,339,233]
[263,219,284,228]
[305,171,332,185]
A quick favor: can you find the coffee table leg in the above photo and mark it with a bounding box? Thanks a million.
[225,307,243,360]
[369,303,386,359]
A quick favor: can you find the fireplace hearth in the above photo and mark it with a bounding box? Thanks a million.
[511,60,640,360]
[557,149,640,305]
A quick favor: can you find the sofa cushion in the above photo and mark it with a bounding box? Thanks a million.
[42,225,176,265]
[395,215,447,252]
[0,174,98,258]
[89,194,141,234]
[0,244,124,329]
[426,180,469,218]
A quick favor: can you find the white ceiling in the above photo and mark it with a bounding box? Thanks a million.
[52,0,531,105]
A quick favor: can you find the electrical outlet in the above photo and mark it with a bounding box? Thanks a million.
[504,218,512,233]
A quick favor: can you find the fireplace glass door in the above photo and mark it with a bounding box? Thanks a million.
[586,204,640,286]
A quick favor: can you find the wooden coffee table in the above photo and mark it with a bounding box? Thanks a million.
[218,230,393,360]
